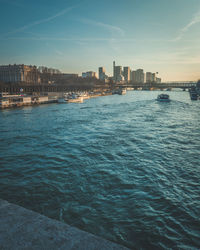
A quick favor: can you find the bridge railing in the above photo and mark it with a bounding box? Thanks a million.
[117,81,197,88]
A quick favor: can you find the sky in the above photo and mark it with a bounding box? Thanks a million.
[0,0,200,81]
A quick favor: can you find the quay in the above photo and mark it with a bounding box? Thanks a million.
[0,93,58,109]
[0,199,128,250]
[0,91,113,109]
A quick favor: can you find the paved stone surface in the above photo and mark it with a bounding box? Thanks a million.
[0,199,129,250]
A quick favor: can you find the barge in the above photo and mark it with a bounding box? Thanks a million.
[0,93,58,109]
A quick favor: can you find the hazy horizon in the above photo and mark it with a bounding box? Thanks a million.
[0,0,200,81]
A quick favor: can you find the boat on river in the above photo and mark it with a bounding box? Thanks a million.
[156,94,170,102]
[112,88,126,95]
[64,93,83,103]
[189,87,199,100]
[189,91,198,100]
[189,81,200,100]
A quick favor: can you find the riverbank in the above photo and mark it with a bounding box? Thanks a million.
[0,199,128,250]
[0,91,113,109]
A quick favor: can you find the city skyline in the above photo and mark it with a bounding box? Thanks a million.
[0,0,200,81]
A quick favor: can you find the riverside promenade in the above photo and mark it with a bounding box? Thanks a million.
[0,199,128,250]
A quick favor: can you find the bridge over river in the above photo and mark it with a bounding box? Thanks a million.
[0,81,197,94]
[119,81,197,90]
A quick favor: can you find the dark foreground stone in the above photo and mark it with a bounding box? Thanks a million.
[0,199,129,250]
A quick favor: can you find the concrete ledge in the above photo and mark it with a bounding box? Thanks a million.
[0,199,128,250]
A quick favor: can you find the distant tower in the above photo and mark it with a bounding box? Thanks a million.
[115,66,123,81]
[99,67,106,80]
[113,61,115,80]
[146,72,152,83]
[123,67,130,82]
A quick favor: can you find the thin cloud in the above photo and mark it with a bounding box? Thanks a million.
[55,49,63,56]
[174,10,200,41]
[79,18,125,36]
[1,5,77,38]
[78,18,125,53]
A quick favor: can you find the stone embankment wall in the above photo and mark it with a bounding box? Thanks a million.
[0,199,129,250]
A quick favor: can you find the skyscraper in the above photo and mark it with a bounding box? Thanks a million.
[123,67,130,82]
[131,71,136,82]
[99,67,106,80]
[113,61,115,80]
[115,66,124,82]
[146,72,157,83]
[152,73,156,82]
[132,69,144,83]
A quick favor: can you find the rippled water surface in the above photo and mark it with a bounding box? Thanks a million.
[0,91,200,249]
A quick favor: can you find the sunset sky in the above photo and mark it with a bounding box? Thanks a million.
[0,0,200,81]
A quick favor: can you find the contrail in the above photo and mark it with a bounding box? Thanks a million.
[1,5,77,38]
[79,18,125,36]
[174,10,200,41]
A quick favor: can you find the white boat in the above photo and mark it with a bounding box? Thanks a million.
[64,93,83,103]
[156,94,170,102]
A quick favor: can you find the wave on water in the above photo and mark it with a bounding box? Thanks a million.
[0,91,200,249]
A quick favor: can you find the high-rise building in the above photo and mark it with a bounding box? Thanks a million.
[113,61,115,79]
[146,72,157,83]
[113,61,124,82]
[115,66,124,82]
[115,66,122,78]
[0,64,40,84]
[131,70,136,82]
[146,72,152,83]
[152,73,156,82]
[123,67,130,82]
[99,67,106,80]
[132,69,144,83]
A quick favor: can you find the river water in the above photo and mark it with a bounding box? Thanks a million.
[0,90,200,249]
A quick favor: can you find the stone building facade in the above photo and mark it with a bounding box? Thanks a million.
[0,64,40,84]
